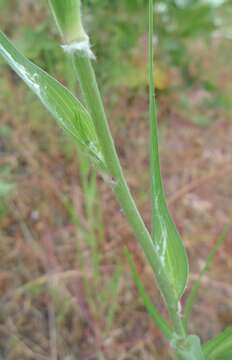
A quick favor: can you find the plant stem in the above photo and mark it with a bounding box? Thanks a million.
[149,0,164,239]
[72,56,159,272]
[148,0,186,340]
[172,310,186,338]
[71,54,186,337]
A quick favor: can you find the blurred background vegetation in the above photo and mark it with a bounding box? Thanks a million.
[0,1,232,359]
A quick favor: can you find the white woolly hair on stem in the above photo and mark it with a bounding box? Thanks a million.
[61,38,95,59]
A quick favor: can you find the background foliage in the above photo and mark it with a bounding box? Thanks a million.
[0,1,232,359]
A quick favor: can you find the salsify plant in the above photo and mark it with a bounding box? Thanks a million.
[0,0,231,358]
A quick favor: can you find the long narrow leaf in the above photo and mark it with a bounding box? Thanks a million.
[203,327,232,359]
[184,226,229,330]
[0,30,105,168]
[127,250,173,340]
[148,0,188,302]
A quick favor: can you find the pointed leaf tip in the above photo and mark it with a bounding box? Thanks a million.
[148,0,189,303]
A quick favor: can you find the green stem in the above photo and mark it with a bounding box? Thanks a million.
[148,0,186,344]
[148,0,186,338]
[172,310,186,339]
[71,54,185,337]
[149,0,165,240]
[72,56,159,272]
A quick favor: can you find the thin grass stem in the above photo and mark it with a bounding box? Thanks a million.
[148,0,186,338]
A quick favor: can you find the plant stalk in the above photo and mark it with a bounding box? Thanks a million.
[71,54,186,339]
[148,0,187,342]
[47,0,185,337]
[72,55,159,272]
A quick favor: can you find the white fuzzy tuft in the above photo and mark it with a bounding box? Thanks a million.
[61,38,95,59]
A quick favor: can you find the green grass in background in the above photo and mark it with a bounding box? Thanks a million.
[0,1,232,359]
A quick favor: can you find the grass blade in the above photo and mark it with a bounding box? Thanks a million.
[148,0,188,303]
[183,226,229,330]
[203,327,232,359]
[0,30,105,168]
[127,250,173,340]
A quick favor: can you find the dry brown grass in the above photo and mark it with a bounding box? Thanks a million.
[0,2,232,359]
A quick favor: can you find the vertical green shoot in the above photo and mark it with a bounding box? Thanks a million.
[148,0,188,314]
[48,0,87,43]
